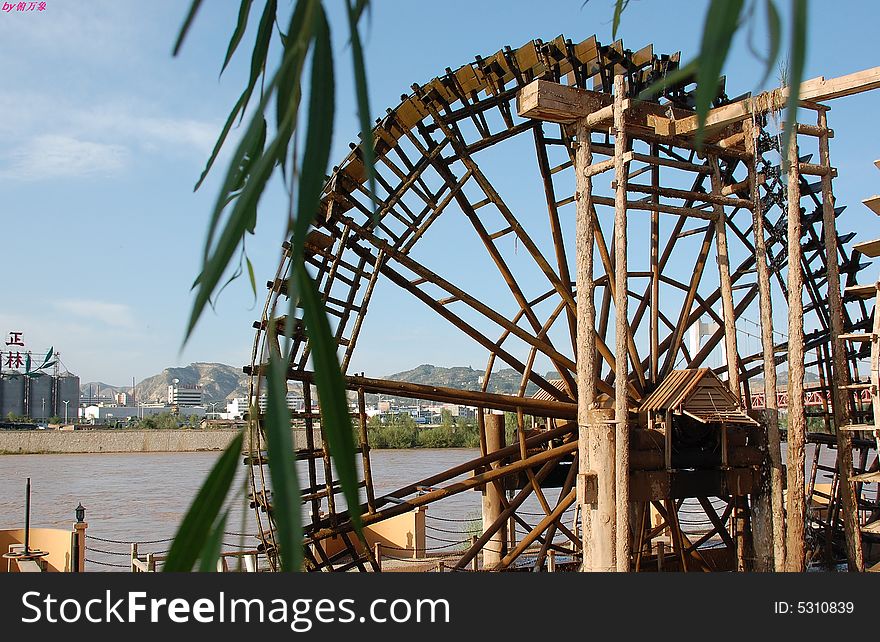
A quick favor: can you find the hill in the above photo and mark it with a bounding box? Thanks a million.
[81,363,251,404]
[379,364,554,399]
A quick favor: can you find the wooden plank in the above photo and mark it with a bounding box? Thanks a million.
[799,66,880,101]
[844,283,878,300]
[16,559,43,572]
[862,195,880,215]
[838,332,875,342]
[673,66,880,136]
[853,237,880,257]
[862,520,880,535]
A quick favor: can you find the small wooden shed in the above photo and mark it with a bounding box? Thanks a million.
[638,368,756,425]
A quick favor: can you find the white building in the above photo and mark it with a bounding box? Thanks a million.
[167,382,203,407]
[257,392,304,414]
[81,404,166,421]
[223,397,249,420]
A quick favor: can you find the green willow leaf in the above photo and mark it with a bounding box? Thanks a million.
[637,60,697,100]
[781,0,807,164]
[187,23,312,342]
[276,0,312,137]
[197,510,228,572]
[612,0,629,39]
[194,92,247,193]
[760,0,782,87]
[173,0,203,57]
[187,138,278,341]
[295,261,362,531]
[193,0,275,194]
[240,0,277,120]
[221,0,255,75]
[346,0,377,221]
[353,0,370,22]
[265,350,303,571]
[198,108,265,264]
[694,0,744,147]
[292,5,334,262]
[246,255,257,300]
[164,432,243,571]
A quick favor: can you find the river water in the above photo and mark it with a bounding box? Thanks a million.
[0,443,873,570]
[0,448,521,570]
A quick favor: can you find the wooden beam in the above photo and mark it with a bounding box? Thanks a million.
[280,369,579,419]
[673,66,880,137]
[517,79,611,124]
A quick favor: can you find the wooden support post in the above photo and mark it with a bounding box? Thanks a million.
[711,154,752,572]
[613,73,631,572]
[785,131,807,572]
[709,156,741,395]
[818,108,864,571]
[482,413,507,567]
[650,143,660,386]
[744,117,785,572]
[357,388,376,514]
[575,105,615,572]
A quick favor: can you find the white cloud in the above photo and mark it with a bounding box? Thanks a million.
[1,134,128,180]
[53,299,137,330]
[68,106,218,156]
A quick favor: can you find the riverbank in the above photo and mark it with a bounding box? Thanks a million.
[0,429,314,454]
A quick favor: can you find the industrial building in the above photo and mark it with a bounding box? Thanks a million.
[0,374,80,421]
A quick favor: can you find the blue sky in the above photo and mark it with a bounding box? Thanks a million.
[1,0,878,386]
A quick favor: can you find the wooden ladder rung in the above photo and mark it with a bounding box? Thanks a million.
[839,382,874,391]
[861,520,880,536]
[853,237,880,257]
[839,423,878,431]
[844,283,879,300]
[862,195,880,216]
[851,471,880,483]
[837,332,876,342]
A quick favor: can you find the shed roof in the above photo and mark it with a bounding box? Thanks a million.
[638,368,756,424]
[531,379,568,402]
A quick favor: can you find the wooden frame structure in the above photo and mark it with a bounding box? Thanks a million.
[243,35,879,572]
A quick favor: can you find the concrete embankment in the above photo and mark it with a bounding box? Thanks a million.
[0,429,317,455]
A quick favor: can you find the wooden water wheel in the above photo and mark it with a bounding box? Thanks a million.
[243,35,876,572]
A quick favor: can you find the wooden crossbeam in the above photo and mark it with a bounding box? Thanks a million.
[672,67,880,136]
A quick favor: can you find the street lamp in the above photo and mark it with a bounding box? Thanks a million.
[75,503,85,523]
[63,399,70,424]
[208,401,219,420]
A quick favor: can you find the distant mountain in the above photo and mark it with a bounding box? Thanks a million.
[382,364,555,397]
[81,363,252,405]
[748,370,820,391]
[134,363,251,404]
[79,381,129,400]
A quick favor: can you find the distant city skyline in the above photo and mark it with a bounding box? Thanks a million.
[3,1,879,385]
